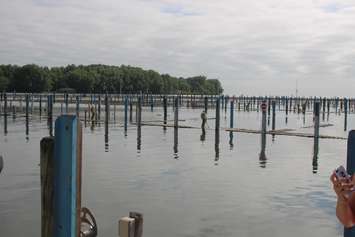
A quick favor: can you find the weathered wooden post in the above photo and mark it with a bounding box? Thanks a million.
[204,96,208,113]
[124,96,128,134]
[98,95,101,121]
[260,100,267,163]
[215,97,220,162]
[163,96,167,130]
[285,97,288,124]
[229,100,234,146]
[40,137,55,237]
[322,97,326,121]
[39,94,42,117]
[76,96,80,117]
[128,98,132,123]
[313,102,320,158]
[344,131,355,237]
[4,93,7,134]
[53,115,82,237]
[272,100,276,131]
[174,97,179,157]
[150,94,153,112]
[65,93,69,114]
[26,94,29,137]
[0,155,3,174]
[344,98,348,131]
[137,97,142,151]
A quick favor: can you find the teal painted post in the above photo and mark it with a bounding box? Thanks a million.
[345,130,355,237]
[54,115,82,237]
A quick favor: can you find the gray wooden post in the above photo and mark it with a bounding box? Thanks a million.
[163,96,167,130]
[229,100,234,146]
[40,137,55,237]
[174,97,179,157]
[344,98,348,131]
[215,97,220,161]
[260,100,267,162]
[272,100,276,131]
[313,102,320,158]
[4,93,7,134]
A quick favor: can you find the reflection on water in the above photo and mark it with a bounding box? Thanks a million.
[0,101,349,237]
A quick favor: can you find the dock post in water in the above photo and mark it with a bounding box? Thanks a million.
[215,97,221,162]
[4,93,7,134]
[40,137,55,237]
[229,100,234,146]
[313,102,320,158]
[76,96,80,117]
[344,98,348,131]
[53,115,82,237]
[174,97,179,157]
[204,96,208,113]
[271,100,276,131]
[124,96,128,134]
[260,100,267,163]
[26,94,29,138]
[163,96,167,130]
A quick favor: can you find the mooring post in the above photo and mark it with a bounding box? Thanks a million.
[129,98,133,123]
[105,94,109,123]
[344,98,348,131]
[98,95,101,120]
[137,97,142,151]
[229,100,234,146]
[124,96,128,133]
[163,96,167,130]
[204,96,208,113]
[26,94,29,137]
[150,94,153,112]
[313,102,320,158]
[76,96,80,117]
[65,93,69,114]
[260,100,267,162]
[39,94,42,116]
[272,100,276,131]
[4,93,7,134]
[40,136,55,237]
[174,97,179,157]
[53,115,82,237]
[215,97,220,141]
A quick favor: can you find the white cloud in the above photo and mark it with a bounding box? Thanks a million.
[0,0,355,96]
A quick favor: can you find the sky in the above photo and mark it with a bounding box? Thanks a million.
[0,0,355,96]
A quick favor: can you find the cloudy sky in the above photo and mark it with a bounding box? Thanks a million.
[0,0,355,96]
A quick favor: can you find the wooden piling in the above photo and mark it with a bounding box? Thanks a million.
[229,100,234,146]
[174,97,179,156]
[272,100,276,131]
[344,98,348,131]
[260,100,267,161]
[313,102,320,158]
[124,96,128,133]
[53,115,82,237]
[4,93,7,134]
[40,137,55,237]
[163,96,167,130]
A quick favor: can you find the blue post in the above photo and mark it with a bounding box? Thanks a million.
[124,96,128,133]
[54,115,81,237]
[345,130,355,236]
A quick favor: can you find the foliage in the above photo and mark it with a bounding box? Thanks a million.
[0,64,223,94]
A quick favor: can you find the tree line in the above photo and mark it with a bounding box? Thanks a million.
[0,64,223,94]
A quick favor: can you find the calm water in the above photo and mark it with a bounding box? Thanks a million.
[0,104,353,237]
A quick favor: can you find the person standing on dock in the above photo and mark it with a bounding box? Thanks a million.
[330,172,355,227]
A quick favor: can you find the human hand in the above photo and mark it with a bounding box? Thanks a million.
[331,172,354,202]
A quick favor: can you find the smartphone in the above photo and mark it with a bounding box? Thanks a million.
[335,165,350,180]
